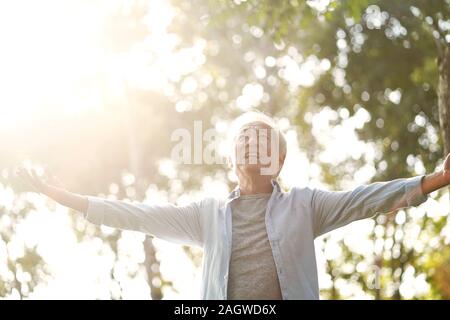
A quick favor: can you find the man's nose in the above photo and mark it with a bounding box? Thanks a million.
[248,135,258,145]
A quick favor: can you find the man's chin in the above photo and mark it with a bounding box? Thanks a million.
[238,164,275,176]
[238,163,261,173]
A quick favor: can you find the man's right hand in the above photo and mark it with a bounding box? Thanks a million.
[16,165,87,214]
[16,166,64,195]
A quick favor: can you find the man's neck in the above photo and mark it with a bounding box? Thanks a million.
[238,176,273,195]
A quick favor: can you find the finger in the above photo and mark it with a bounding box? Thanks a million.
[31,168,38,178]
[25,168,34,180]
[16,166,27,176]
[18,167,31,180]
[15,167,23,177]
[30,168,41,183]
[17,169,37,189]
[43,165,51,177]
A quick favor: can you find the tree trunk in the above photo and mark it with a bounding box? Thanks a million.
[124,85,163,300]
[144,237,163,300]
[438,46,450,197]
[438,47,450,157]
[374,255,382,300]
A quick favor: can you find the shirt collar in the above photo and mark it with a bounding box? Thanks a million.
[227,179,281,201]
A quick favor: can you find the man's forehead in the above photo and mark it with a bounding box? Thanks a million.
[238,121,273,132]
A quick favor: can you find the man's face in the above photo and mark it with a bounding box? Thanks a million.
[233,121,284,177]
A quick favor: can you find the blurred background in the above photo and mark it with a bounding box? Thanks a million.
[1,0,450,299]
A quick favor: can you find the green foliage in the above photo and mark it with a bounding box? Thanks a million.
[0,199,48,298]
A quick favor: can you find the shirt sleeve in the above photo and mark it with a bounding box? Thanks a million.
[84,196,204,247]
[311,175,428,238]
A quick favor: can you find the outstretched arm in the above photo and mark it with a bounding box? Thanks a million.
[311,153,450,238]
[16,166,204,247]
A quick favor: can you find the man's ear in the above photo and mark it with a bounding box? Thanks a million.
[274,152,286,177]
[279,152,286,167]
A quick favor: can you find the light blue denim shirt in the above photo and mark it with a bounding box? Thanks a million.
[85,175,427,299]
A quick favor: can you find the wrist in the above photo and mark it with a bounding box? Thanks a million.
[421,170,450,194]
[442,169,450,184]
[40,183,52,196]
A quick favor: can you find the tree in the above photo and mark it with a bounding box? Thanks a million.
[0,183,48,298]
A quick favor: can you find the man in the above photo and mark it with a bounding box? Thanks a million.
[17,111,450,299]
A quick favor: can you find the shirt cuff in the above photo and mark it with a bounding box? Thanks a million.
[404,175,428,207]
[84,196,106,225]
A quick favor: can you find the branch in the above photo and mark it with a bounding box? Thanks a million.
[431,13,449,51]
[413,10,446,58]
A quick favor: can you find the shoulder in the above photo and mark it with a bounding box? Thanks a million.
[289,185,315,201]
[196,196,226,211]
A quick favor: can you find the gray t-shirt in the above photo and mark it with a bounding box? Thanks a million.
[227,193,283,300]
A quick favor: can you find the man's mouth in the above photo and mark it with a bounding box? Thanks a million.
[245,152,259,159]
